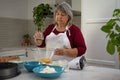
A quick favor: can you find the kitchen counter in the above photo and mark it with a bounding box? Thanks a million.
[7,66,120,80]
[1,47,120,80]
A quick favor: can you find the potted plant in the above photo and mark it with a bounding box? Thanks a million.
[101,9,120,60]
[33,3,53,31]
[23,34,31,46]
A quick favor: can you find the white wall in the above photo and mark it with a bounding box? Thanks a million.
[0,0,28,19]
[0,0,55,20]
[81,0,120,68]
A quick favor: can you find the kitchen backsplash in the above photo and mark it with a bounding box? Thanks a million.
[0,17,28,48]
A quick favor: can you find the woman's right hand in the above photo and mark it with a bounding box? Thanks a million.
[33,32,43,46]
[33,32,43,40]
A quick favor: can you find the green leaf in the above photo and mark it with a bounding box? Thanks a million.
[111,36,118,45]
[101,19,116,33]
[109,31,115,39]
[117,47,120,52]
[115,24,120,32]
[106,40,115,55]
[106,19,115,28]
[101,25,111,33]
[113,9,120,17]
[116,36,120,45]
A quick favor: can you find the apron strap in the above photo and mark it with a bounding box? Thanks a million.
[52,24,71,36]
[52,25,69,32]
[51,25,56,32]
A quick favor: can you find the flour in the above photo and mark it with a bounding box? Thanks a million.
[40,66,56,73]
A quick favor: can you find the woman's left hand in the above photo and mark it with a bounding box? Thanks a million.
[55,48,65,55]
[54,48,78,57]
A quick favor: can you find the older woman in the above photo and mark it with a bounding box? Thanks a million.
[34,2,86,61]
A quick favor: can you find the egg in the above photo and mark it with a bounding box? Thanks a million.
[37,58,51,64]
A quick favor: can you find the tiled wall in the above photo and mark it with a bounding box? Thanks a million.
[0,17,28,48]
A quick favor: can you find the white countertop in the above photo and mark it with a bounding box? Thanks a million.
[1,47,120,80]
[7,66,120,80]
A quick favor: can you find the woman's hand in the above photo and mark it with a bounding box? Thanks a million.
[33,32,43,46]
[33,32,43,40]
[55,48,78,57]
[55,48,65,56]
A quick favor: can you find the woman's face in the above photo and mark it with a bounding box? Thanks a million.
[55,10,69,26]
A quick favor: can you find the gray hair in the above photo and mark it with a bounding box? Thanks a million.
[54,2,73,24]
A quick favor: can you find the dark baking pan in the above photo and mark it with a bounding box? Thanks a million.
[0,62,21,79]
